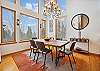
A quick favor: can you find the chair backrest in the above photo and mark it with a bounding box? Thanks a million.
[36,41,45,50]
[32,37,37,39]
[56,38,62,40]
[29,40,37,48]
[70,42,76,51]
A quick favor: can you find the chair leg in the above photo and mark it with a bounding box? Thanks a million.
[30,48,32,56]
[43,54,46,69]
[36,52,39,63]
[68,55,73,71]
[48,46,50,49]
[51,51,53,61]
[72,53,76,64]
[57,51,60,65]
[33,49,35,60]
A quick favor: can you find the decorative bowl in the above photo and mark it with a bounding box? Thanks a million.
[44,38,50,41]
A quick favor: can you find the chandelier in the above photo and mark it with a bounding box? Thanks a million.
[43,0,61,18]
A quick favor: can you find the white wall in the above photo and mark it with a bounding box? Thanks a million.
[0,42,30,55]
[66,0,100,54]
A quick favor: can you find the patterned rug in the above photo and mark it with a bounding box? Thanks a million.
[12,51,77,71]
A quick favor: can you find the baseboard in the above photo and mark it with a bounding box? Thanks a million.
[74,50,100,56]
[89,52,100,56]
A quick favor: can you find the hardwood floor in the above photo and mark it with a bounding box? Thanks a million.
[0,51,100,71]
[0,55,19,71]
[89,54,100,71]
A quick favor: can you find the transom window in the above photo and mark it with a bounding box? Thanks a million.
[3,0,16,3]
[20,0,39,13]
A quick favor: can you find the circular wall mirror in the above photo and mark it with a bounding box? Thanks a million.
[71,13,89,30]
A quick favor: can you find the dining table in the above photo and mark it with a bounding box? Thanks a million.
[34,39,69,66]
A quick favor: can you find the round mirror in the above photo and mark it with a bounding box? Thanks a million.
[71,13,89,30]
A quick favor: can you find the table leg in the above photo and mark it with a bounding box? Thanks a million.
[55,46,58,66]
[64,45,65,57]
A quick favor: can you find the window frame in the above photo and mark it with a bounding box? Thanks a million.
[1,7,16,44]
[19,13,39,42]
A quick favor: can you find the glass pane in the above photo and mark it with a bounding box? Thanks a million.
[3,0,15,3]
[57,0,67,15]
[19,14,38,41]
[9,0,14,3]
[20,0,38,13]
[2,8,15,43]
[56,18,67,40]
[41,0,45,17]
[40,20,47,38]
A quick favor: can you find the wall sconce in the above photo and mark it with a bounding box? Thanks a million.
[17,19,20,26]
[40,24,41,28]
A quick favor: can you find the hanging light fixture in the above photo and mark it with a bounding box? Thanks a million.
[43,0,61,18]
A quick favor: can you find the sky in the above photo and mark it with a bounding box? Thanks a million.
[57,0,67,14]
[20,0,38,13]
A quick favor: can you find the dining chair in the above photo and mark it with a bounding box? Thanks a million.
[58,42,76,71]
[35,41,53,69]
[29,40,39,60]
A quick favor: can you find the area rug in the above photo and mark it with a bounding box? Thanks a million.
[12,53,45,71]
[12,51,79,71]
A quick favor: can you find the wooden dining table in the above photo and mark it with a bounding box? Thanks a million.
[34,39,69,66]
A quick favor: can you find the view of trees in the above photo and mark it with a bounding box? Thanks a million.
[2,8,15,43]
[56,19,67,40]
[19,14,38,41]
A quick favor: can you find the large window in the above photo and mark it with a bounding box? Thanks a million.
[19,14,38,41]
[20,0,38,13]
[1,7,15,43]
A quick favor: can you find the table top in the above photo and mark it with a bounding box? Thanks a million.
[34,39,69,47]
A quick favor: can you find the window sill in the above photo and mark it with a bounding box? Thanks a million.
[0,41,17,45]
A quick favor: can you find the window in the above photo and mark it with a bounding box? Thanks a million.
[3,0,15,3]
[56,18,67,40]
[1,7,16,43]
[19,14,38,41]
[20,0,39,13]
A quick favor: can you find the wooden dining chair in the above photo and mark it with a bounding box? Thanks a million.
[36,41,53,69]
[58,42,76,71]
[29,40,39,60]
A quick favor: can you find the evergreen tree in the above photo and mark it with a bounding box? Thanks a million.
[26,26,32,39]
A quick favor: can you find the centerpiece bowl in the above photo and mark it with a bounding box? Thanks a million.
[44,38,50,41]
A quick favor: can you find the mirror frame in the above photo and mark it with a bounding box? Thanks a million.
[71,13,89,30]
